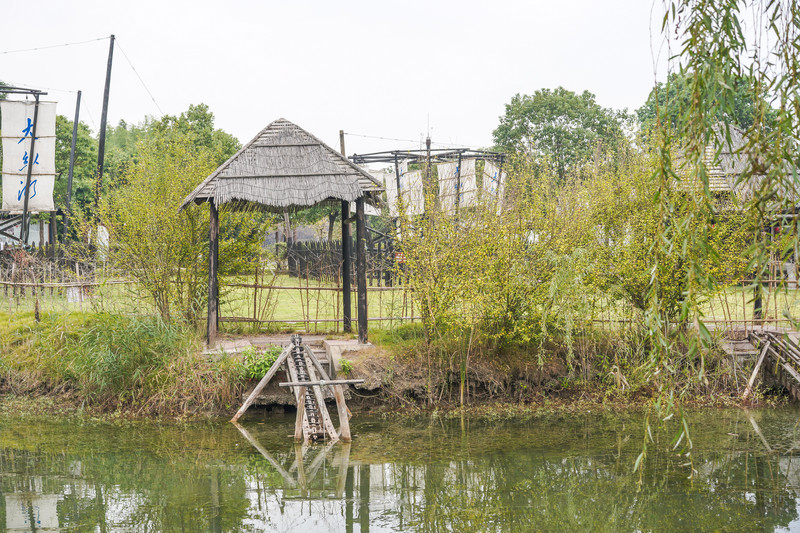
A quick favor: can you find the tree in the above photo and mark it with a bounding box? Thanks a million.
[493,88,626,181]
[54,115,98,217]
[637,72,778,133]
[97,129,262,324]
[149,103,240,165]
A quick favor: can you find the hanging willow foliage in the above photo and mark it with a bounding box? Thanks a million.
[638,0,800,477]
[651,0,800,371]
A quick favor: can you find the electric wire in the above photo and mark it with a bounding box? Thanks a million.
[115,38,164,116]
[0,36,108,55]
[3,79,98,129]
[344,131,484,149]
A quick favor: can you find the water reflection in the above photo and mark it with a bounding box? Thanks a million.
[1,409,800,531]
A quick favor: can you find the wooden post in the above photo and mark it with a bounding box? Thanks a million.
[94,35,115,213]
[455,151,462,217]
[294,396,306,442]
[342,200,352,333]
[303,343,353,442]
[207,199,219,346]
[356,197,368,344]
[340,132,353,334]
[20,95,41,245]
[64,90,81,242]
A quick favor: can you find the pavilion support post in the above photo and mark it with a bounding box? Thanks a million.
[207,199,219,346]
[355,197,368,344]
[342,200,352,333]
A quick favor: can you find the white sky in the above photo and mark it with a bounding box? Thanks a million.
[1,0,669,155]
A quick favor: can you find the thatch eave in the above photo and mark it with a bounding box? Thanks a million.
[179,118,383,212]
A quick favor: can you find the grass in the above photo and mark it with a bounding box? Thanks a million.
[0,311,247,416]
[2,273,420,335]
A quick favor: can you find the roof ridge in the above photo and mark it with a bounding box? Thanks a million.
[180,118,383,212]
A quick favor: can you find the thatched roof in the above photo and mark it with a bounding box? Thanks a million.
[675,125,799,204]
[180,118,383,211]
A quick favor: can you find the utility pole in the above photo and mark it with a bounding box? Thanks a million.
[94,34,114,213]
[64,90,81,241]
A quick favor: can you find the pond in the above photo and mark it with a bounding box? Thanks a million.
[1,408,800,532]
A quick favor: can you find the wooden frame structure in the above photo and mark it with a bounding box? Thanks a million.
[180,118,383,345]
[231,334,363,443]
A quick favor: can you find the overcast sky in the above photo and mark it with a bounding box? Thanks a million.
[1,0,668,155]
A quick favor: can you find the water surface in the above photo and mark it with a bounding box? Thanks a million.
[1,408,800,532]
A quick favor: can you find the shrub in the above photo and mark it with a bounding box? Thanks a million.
[242,345,282,379]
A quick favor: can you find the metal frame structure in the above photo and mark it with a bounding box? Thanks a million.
[0,86,48,245]
[350,144,506,215]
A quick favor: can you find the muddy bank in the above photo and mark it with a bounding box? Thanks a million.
[240,343,786,415]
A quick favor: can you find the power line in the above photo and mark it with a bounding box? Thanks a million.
[115,38,164,116]
[3,80,77,94]
[3,79,98,129]
[345,131,484,149]
[345,132,418,144]
[0,36,108,55]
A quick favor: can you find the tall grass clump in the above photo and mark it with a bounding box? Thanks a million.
[0,311,246,415]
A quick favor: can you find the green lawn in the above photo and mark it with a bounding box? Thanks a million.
[1,274,420,334]
[219,274,418,333]
[6,273,799,335]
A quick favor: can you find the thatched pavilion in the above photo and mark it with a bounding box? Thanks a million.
[180,118,383,345]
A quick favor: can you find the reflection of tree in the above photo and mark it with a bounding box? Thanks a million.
[2,411,800,531]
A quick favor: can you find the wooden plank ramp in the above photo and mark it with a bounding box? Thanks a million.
[231,334,363,444]
[747,331,800,401]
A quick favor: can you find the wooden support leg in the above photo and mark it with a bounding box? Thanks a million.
[743,341,770,401]
[230,347,291,422]
[207,199,220,346]
[334,385,352,442]
[294,386,306,442]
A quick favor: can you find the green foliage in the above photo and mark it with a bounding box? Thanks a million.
[648,0,800,368]
[636,72,779,134]
[242,345,281,379]
[339,357,353,376]
[148,103,240,166]
[55,114,98,216]
[81,121,263,325]
[493,87,628,181]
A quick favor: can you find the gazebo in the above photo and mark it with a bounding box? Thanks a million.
[180,118,383,345]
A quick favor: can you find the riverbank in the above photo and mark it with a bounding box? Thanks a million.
[0,311,789,420]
